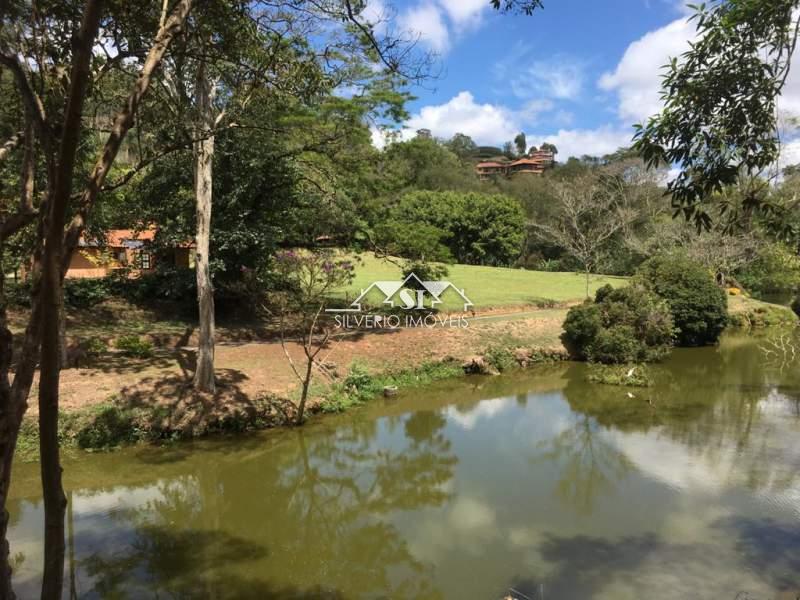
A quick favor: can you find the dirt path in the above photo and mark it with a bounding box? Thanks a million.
[41,307,568,414]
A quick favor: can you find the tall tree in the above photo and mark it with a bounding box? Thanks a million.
[633,1,800,229]
[514,132,527,156]
[193,60,217,392]
[0,0,194,596]
[530,172,639,297]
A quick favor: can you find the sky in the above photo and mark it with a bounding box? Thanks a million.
[367,0,800,162]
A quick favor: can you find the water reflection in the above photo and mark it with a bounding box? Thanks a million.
[532,415,633,515]
[6,335,800,599]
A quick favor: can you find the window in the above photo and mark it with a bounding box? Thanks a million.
[137,250,152,270]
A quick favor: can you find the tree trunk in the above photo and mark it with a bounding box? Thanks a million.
[0,2,194,598]
[38,2,103,597]
[193,63,216,394]
[39,246,68,600]
[296,351,314,426]
[585,268,590,299]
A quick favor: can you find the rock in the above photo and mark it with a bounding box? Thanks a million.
[462,356,500,376]
[383,386,398,397]
[513,347,532,367]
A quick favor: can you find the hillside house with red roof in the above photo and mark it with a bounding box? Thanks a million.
[476,149,555,180]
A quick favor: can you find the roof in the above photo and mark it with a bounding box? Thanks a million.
[476,161,507,168]
[79,228,194,248]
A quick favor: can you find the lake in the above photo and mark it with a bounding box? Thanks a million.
[7,334,800,599]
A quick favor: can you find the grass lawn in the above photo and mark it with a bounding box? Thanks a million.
[336,253,627,310]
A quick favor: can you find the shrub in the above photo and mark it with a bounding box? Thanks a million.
[70,405,138,449]
[6,280,32,307]
[483,346,517,372]
[110,267,196,304]
[736,243,800,297]
[562,284,674,364]
[84,337,107,357]
[587,364,653,387]
[64,278,112,308]
[635,254,728,347]
[115,335,154,358]
[402,260,449,284]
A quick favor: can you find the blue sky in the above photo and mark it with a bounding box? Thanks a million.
[364,0,800,161]
[364,0,711,159]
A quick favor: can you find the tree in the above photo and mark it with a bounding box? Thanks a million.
[0,0,194,596]
[514,132,527,157]
[633,1,800,230]
[271,250,355,425]
[379,190,526,266]
[540,142,558,155]
[530,173,639,297]
[446,133,478,161]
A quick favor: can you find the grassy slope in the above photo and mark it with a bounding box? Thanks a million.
[337,253,628,310]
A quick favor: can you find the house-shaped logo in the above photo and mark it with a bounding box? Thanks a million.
[327,273,474,313]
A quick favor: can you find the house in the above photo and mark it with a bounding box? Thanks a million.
[475,149,555,180]
[65,228,194,279]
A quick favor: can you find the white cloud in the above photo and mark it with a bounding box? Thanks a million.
[599,17,696,124]
[383,92,632,159]
[445,396,514,430]
[437,0,488,27]
[398,2,450,54]
[510,57,586,101]
[359,0,388,33]
[532,125,634,160]
[404,91,520,145]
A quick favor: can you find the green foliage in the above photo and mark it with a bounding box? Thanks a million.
[110,267,196,305]
[63,278,112,308]
[483,346,517,372]
[7,278,112,309]
[273,249,356,311]
[587,364,653,387]
[5,281,31,307]
[401,261,449,283]
[70,405,139,449]
[320,360,464,413]
[729,298,798,329]
[792,295,800,319]
[736,243,800,297]
[84,337,107,357]
[562,284,675,364]
[380,190,526,266]
[633,0,798,228]
[115,335,154,359]
[635,255,728,346]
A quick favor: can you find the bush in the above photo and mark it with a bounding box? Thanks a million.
[587,364,653,387]
[84,337,107,357]
[736,243,800,297]
[70,405,138,449]
[110,267,196,304]
[635,254,728,347]
[562,284,674,364]
[64,278,112,308]
[115,335,154,358]
[402,260,449,284]
[6,280,32,307]
[483,346,517,372]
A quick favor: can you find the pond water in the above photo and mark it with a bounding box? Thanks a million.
[7,335,800,599]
